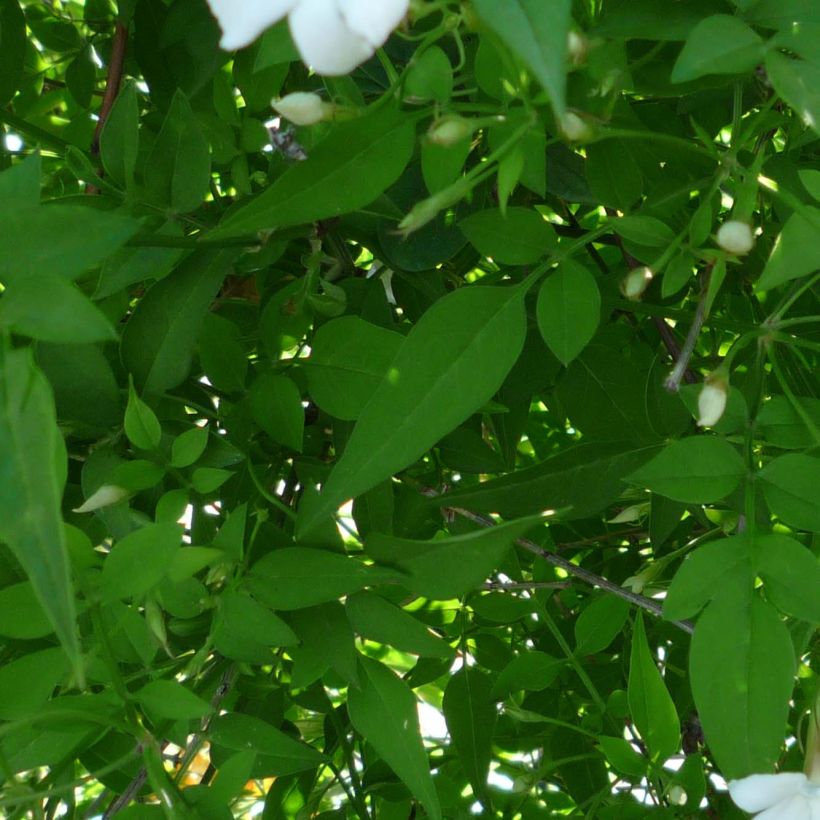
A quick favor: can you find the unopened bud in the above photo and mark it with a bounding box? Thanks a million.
[73,484,130,513]
[567,30,588,65]
[620,267,653,301]
[398,177,472,236]
[716,220,754,255]
[427,115,473,146]
[560,111,594,142]
[697,374,728,427]
[271,92,333,126]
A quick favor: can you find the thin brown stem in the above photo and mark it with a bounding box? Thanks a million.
[446,506,694,635]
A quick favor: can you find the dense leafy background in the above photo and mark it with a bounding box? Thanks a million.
[0,0,819,817]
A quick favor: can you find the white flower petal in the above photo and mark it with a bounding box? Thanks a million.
[729,774,808,812]
[205,0,297,50]
[697,381,728,427]
[289,0,373,75]
[338,0,408,46]
[756,794,813,820]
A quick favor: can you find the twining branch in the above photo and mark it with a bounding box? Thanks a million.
[446,506,695,635]
[90,22,128,158]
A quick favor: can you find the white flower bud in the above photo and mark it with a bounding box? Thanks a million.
[73,484,130,513]
[560,111,594,142]
[427,115,473,146]
[271,92,333,126]
[567,30,588,65]
[620,267,653,301]
[716,220,755,255]
[697,375,728,427]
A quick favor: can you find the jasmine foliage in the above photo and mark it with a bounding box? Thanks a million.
[0,0,819,817]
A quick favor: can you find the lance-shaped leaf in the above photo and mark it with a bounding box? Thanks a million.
[212,108,417,237]
[297,283,528,536]
[366,514,544,600]
[348,657,442,820]
[0,347,80,675]
[443,667,496,809]
[121,249,237,395]
[628,613,679,762]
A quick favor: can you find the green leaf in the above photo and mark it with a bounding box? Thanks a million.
[289,603,359,685]
[759,453,820,531]
[557,346,654,444]
[628,613,679,762]
[249,372,304,452]
[0,648,67,720]
[0,205,140,284]
[438,442,658,519]
[145,89,210,213]
[366,515,544,600]
[690,589,794,778]
[121,249,237,395]
[404,45,453,103]
[170,426,209,468]
[305,317,404,421]
[536,259,601,366]
[213,109,417,237]
[758,395,820,449]
[0,152,40,209]
[0,0,25,105]
[473,0,570,116]
[101,523,182,601]
[298,283,528,535]
[192,467,233,494]
[628,436,745,503]
[757,206,820,291]
[671,15,764,82]
[459,207,558,265]
[597,0,723,41]
[442,667,496,807]
[124,380,161,450]
[198,313,248,394]
[245,547,397,611]
[766,51,820,135]
[575,594,631,655]
[135,680,211,721]
[585,140,642,210]
[755,533,820,622]
[0,582,53,639]
[0,347,79,673]
[491,651,563,697]
[664,535,751,622]
[100,80,139,189]
[213,589,297,663]
[348,657,442,820]
[0,275,116,343]
[610,216,675,247]
[597,737,646,778]
[209,713,325,775]
[345,591,454,658]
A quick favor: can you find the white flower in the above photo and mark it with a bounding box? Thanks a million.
[697,375,728,427]
[729,772,820,818]
[272,91,333,125]
[717,220,755,255]
[205,0,409,76]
